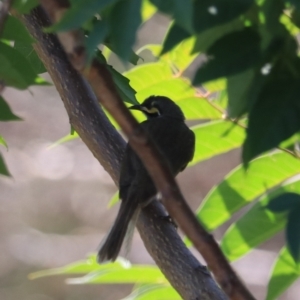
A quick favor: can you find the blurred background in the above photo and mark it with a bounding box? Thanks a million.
[0,13,299,300]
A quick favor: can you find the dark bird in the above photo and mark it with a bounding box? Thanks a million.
[98,95,195,262]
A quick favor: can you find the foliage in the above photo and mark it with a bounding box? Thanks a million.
[29,255,181,300]
[2,0,300,299]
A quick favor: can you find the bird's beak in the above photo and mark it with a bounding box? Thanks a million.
[129,104,143,111]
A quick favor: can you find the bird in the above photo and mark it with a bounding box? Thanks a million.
[97,95,195,262]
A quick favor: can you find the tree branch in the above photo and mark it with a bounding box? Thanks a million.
[36,1,256,300]
[21,6,227,300]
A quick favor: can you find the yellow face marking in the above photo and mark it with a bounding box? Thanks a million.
[141,106,160,115]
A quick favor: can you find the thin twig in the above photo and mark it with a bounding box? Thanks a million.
[38,1,255,299]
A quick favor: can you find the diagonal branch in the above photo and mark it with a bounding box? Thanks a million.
[21,6,226,300]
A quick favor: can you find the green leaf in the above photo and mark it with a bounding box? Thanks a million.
[109,0,142,61]
[140,37,198,73]
[47,0,118,32]
[0,96,21,121]
[109,67,138,105]
[12,0,39,13]
[202,78,226,92]
[124,62,222,119]
[286,206,300,262]
[14,40,47,74]
[267,192,300,213]
[150,0,192,32]
[281,13,300,36]
[227,69,254,117]
[197,152,300,231]
[280,132,300,149]
[193,0,254,33]
[161,23,191,55]
[0,136,8,149]
[125,284,180,300]
[68,266,166,284]
[193,28,261,85]
[50,132,79,148]
[107,191,120,208]
[29,255,127,279]
[266,247,300,300]
[0,42,46,89]
[2,15,34,43]
[141,0,157,22]
[289,0,300,9]
[221,180,300,261]
[105,42,141,65]
[166,37,198,72]
[0,152,10,177]
[85,20,109,62]
[193,17,244,53]
[190,120,245,166]
[32,254,167,285]
[243,78,300,164]
[291,8,300,28]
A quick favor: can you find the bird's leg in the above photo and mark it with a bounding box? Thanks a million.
[155,193,178,228]
[159,215,178,228]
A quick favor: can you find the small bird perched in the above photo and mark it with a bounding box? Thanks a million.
[98,95,195,262]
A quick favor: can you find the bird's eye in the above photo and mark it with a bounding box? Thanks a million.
[141,105,160,116]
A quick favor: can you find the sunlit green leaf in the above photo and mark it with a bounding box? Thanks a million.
[125,283,180,300]
[197,152,300,231]
[202,78,226,92]
[221,180,300,261]
[266,247,300,300]
[161,23,191,55]
[141,0,157,22]
[124,62,222,119]
[139,36,198,73]
[68,266,166,284]
[50,132,79,148]
[280,13,300,36]
[107,191,119,208]
[0,136,8,149]
[30,255,131,279]
[191,120,245,165]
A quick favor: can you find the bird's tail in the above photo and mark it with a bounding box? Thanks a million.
[97,198,138,263]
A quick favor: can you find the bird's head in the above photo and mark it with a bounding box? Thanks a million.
[129,96,185,120]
